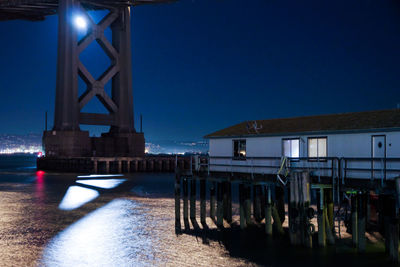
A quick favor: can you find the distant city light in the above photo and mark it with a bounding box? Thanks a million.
[74,15,87,30]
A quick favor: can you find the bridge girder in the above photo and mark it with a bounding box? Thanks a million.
[0,0,173,21]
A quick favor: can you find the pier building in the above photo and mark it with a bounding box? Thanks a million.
[173,109,400,263]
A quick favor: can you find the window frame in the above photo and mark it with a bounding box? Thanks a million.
[282,138,300,160]
[232,139,246,160]
[307,136,327,161]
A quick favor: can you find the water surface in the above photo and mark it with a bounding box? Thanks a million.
[0,155,392,266]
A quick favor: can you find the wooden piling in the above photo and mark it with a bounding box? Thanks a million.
[384,195,399,262]
[183,178,189,223]
[142,159,147,172]
[116,160,121,173]
[223,182,228,221]
[126,161,131,173]
[165,160,170,172]
[93,160,98,173]
[289,174,298,245]
[239,184,247,229]
[272,202,284,235]
[175,172,181,229]
[389,217,399,262]
[245,184,252,225]
[326,188,334,231]
[217,182,224,228]
[392,177,400,262]
[210,182,216,220]
[254,185,262,223]
[265,185,272,236]
[149,160,154,172]
[324,188,335,245]
[317,188,326,247]
[158,159,162,171]
[276,186,286,225]
[301,172,312,248]
[226,182,232,224]
[190,178,196,221]
[325,204,335,245]
[200,179,206,225]
[358,193,366,252]
[351,194,358,248]
[105,161,110,174]
[210,182,217,221]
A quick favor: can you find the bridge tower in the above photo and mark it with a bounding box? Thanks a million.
[43,0,145,157]
[0,0,172,157]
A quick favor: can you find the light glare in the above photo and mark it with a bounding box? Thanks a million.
[74,16,87,30]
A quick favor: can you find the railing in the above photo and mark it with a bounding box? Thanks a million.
[341,157,400,185]
[207,156,338,180]
[192,155,400,182]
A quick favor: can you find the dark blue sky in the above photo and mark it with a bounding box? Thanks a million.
[0,0,399,141]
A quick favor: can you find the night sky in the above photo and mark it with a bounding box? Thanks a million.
[0,0,399,141]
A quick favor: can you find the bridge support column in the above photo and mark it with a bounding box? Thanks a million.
[43,0,144,157]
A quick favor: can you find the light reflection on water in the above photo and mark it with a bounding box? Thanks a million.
[58,186,99,211]
[41,199,158,267]
[77,174,124,179]
[76,179,126,189]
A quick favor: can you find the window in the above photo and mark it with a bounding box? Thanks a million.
[308,137,327,158]
[233,140,246,159]
[282,138,299,158]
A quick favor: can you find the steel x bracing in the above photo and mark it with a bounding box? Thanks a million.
[53,0,138,132]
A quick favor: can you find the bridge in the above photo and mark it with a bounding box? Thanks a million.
[0,0,171,157]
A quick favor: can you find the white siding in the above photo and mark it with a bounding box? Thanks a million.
[208,131,400,180]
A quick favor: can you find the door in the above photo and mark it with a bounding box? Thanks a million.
[372,135,386,180]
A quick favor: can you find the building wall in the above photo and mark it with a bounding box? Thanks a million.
[208,131,400,179]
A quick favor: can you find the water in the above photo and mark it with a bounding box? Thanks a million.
[0,155,393,266]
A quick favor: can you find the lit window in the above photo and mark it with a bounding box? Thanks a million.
[233,140,246,159]
[308,137,327,158]
[282,138,299,158]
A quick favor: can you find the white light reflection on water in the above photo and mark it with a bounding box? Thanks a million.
[41,199,157,267]
[76,179,126,189]
[58,186,99,211]
[77,174,124,178]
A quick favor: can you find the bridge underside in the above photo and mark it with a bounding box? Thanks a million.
[0,0,171,157]
[0,0,168,21]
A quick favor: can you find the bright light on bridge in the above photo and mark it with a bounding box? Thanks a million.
[74,15,87,30]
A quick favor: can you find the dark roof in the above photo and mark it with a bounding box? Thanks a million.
[0,0,172,21]
[205,109,400,138]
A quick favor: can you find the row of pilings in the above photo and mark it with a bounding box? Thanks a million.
[37,156,193,173]
[175,171,400,263]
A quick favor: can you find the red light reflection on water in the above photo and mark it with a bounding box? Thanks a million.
[36,171,45,183]
[35,171,46,203]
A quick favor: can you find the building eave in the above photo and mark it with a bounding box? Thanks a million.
[204,127,400,140]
